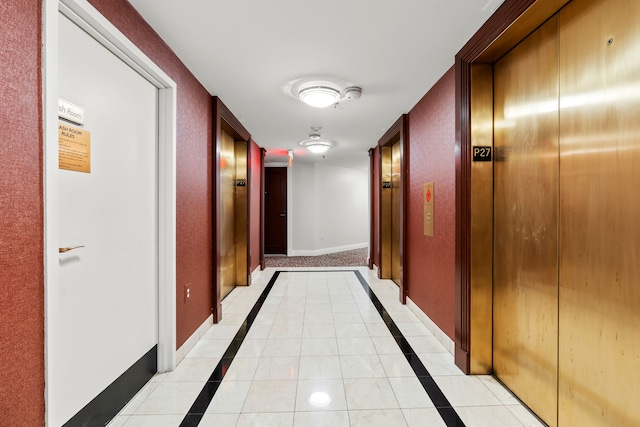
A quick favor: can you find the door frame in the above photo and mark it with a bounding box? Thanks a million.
[454,0,571,373]
[212,97,251,322]
[43,1,178,412]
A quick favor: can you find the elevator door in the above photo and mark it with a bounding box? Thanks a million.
[558,0,640,425]
[220,131,248,300]
[380,146,392,278]
[493,0,640,425]
[220,131,236,299]
[380,143,401,286]
[493,17,559,427]
[391,141,402,285]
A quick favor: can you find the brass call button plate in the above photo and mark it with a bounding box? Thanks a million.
[424,182,434,236]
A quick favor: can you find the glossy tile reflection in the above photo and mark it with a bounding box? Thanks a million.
[111,269,544,427]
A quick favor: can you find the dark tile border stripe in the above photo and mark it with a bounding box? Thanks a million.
[179,270,466,427]
[179,271,281,426]
[352,270,466,427]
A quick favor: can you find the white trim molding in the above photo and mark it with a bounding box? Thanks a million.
[176,315,213,364]
[251,266,263,283]
[406,297,455,355]
[290,242,368,257]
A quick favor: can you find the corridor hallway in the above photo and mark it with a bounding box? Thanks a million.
[108,269,543,427]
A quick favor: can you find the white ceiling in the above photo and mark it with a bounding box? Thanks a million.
[127,0,503,170]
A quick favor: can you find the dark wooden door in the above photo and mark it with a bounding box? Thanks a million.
[265,167,287,254]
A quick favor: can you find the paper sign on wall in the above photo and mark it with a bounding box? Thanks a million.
[59,123,91,173]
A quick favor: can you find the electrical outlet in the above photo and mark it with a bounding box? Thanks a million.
[184,283,191,304]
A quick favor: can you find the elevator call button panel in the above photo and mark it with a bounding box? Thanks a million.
[424,182,434,237]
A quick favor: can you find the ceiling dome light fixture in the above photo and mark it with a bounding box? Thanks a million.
[300,127,334,153]
[302,140,331,154]
[298,86,341,108]
[288,77,362,108]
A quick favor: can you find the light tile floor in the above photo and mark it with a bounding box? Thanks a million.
[109,268,545,427]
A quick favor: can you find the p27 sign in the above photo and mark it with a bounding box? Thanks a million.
[472,146,492,162]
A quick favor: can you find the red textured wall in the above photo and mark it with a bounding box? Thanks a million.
[0,1,45,425]
[89,0,214,347]
[250,141,262,272]
[407,66,456,339]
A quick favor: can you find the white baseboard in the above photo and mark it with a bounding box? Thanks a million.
[226,266,262,288]
[290,242,368,257]
[251,265,262,283]
[175,314,213,364]
[406,297,455,355]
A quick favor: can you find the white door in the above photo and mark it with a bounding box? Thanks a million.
[50,12,159,425]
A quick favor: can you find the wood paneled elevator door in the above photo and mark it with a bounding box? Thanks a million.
[493,16,560,427]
